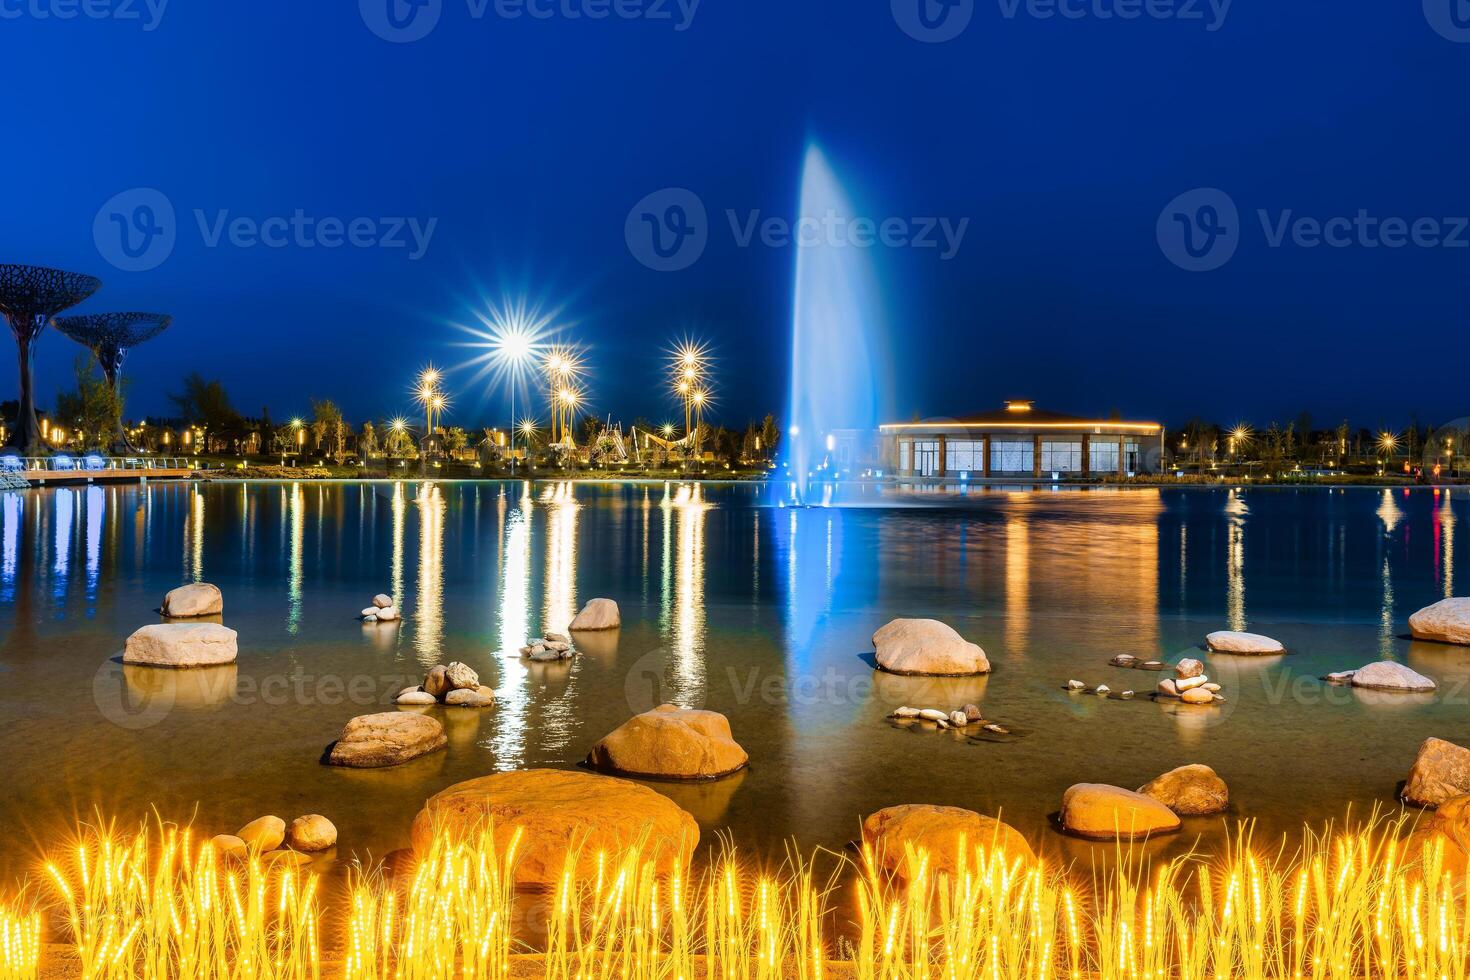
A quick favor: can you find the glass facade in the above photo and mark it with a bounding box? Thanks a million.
[991,440,1034,473]
[944,440,983,473]
[1040,441,1082,473]
[1090,441,1119,472]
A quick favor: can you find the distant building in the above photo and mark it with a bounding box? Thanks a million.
[880,400,1165,478]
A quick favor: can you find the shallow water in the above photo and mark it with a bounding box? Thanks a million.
[1,480,1467,882]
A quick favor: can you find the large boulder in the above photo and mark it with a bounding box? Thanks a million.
[1403,737,1470,808]
[861,804,1033,878]
[124,623,238,667]
[409,769,698,888]
[327,712,447,768]
[162,582,223,618]
[1205,631,1285,655]
[1060,783,1181,840]
[586,705,748,780]
[569,598,621,631]
[872,619,990,676]
[1346,661,1436,692]
[1137,764,1229,815]
[1409,598,1470,646]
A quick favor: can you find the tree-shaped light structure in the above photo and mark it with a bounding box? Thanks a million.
[0,264,103,452]
[52,312,172,450]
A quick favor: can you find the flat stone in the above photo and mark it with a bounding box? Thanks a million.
[1176,674,1209,692]
[872,619,990,676]
[890,706,921,718]
[1349,661,1436,692]
[410,769,698,887]
[544,632,569,644]
[237,816,285,852]
[162,582,223,618]
[1404,737,1470,807]
[396,691,438,705]
[361,608,379,619]
[1060,783,1181,841]
[569,597,621,631]
[327,712,447,768]
[372,594,394,609]
[1206,630,1285,655]
[375,605,401,622]
[1138,764,1229,815]
[861,804,1034,878]
[444,688,493,707]
[287,814,337,852]
[124,623,238,667]
[1180,688,1215,705]
[1109,655,1139,667]
[587,704,748,779]
[1409,597,1470,645]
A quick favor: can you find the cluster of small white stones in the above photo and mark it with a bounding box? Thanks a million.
[361,594,401,624]
[1155,658,1226,705]
[519,632,575,663]
[1065,679,1136,699]
[888,704,1009,735]
[396,662,494,707]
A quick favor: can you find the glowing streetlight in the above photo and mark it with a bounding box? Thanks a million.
[489,324,537,472]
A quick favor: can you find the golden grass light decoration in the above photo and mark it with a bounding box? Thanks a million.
[7,810,1470,978]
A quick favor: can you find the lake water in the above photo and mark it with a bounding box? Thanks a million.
[1,479,1466,883]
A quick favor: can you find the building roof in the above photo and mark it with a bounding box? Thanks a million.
[880,400,1162,433]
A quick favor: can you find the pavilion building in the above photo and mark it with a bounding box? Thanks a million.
[880,400,1165,478]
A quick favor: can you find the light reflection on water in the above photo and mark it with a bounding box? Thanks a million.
[0,481,1466,873]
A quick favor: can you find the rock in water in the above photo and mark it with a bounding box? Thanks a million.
[1349,661,1436,692]
[586,705,748,779]
[1156,678,1179,697]
[1175,658,1204,679]
[1403,794,1470,878]
[423,666,450,698]
[211,834,247,859]
[409,769,699,888]
[962,704,983,722]
[1175,674,1209,692]
[569,598,621,631]
[544,632,570,644]
[872,619,990,676]
[237,816,286,851]
[375,606,401,622]
[124,623,238,667]
[396,691,438,705]
[1060,784,1181,840]
[327,712,447,768]
[444,688,493,707]
[373,594,394,609]
[1180,688,1215,705]
[162,583,223,618]
[1403,737,1470,807]
[1409,597,1470,645]
[861,805,1034,878]
[1205,630,1285,655]
[1138,764,1229,815]
[287,815,337,852]
[444,662,480,690]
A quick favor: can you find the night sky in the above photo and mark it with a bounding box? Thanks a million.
[2,0,1467,432]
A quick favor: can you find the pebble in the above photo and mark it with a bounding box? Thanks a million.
[1176,674,1210,692]
[211,834,247,859]
[444,688,493,708]
[949,710,968,727]
[1202,682,1221,692]
[890,706,922,718]
[1067,679,1085,691]
[373,594,393,609]
[982,723,1010,735]
[1175,658,1205,679]
[962,703,983,723]
[237,816,286,852]
[396,691,438,705]
[1109,654,1139,667]
[1157,678,1179,697]
[444,662,480,690]
[917,708,949,724]
[1180,688,1215,705]
[287,815,337,852]
[544,632,569,644]
[1095,684,1110,695]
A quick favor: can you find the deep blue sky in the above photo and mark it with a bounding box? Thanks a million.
[2,0,1467,433]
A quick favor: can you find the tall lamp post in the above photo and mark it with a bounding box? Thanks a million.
[490,327,534,474]
[51,312,171,451]
[0,265,102,453]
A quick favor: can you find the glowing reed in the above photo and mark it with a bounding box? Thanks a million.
[11,811,1470,979]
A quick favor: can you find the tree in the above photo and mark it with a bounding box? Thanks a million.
[310,398,347,461]
[384,423,416,458]
[54,356,122,450]
[759,414,780,460]
[443,426,469,458]
[358,422,379,458]
[169,373,240,450]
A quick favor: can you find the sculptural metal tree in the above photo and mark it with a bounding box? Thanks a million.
[0,265,103,453]
[52,312,172,450]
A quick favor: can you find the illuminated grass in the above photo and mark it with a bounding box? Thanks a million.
[9,810,1470,979]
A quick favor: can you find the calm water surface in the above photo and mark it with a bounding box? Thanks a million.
[1,480,1467,882]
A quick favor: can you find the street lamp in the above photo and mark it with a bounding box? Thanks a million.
[489,325,535,473]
